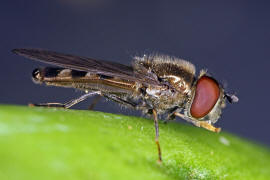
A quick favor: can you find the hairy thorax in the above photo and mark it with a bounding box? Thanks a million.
[133,54,196,114]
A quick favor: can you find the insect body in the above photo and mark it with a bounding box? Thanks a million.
[12,48,238,162]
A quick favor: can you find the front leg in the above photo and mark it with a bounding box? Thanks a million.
[174,112,221,133]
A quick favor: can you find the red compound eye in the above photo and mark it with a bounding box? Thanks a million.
[190,76,220,118]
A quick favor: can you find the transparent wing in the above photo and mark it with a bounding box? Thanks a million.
[12,48,158,85]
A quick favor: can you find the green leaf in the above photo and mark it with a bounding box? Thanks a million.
[0,105,269,180]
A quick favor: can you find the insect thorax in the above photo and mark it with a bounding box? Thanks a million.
[133,54,196,114]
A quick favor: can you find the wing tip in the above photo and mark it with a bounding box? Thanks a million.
[12,48,42,57]
[12,48,21,55]
[12,48,30,55]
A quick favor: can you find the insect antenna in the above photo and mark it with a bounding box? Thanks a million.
[225,93,239,103]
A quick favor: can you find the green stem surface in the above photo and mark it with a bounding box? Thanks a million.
[0,105,269,180]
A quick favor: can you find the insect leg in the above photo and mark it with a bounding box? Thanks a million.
[174,112,221,132]
[98,94,163,162]
[104,94,163,162]
[29,91,100,109]
[103,94,146,110]
[153,109,162,163]
[88,95,102,110]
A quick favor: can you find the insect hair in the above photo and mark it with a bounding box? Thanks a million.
[134,53,196,76]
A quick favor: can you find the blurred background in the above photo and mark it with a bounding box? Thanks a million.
[1,1,269,145]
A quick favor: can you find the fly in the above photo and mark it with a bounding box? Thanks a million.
[12,48,239,163]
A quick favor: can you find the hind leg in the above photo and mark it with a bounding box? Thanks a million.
[29,91,101,109]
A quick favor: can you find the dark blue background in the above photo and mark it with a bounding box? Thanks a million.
[1,1,269,145]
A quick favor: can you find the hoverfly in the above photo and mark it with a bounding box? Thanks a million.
[12,48,238,162]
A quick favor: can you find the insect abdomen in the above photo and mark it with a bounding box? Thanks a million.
[32,67,136,95]
[32,67,87,83]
